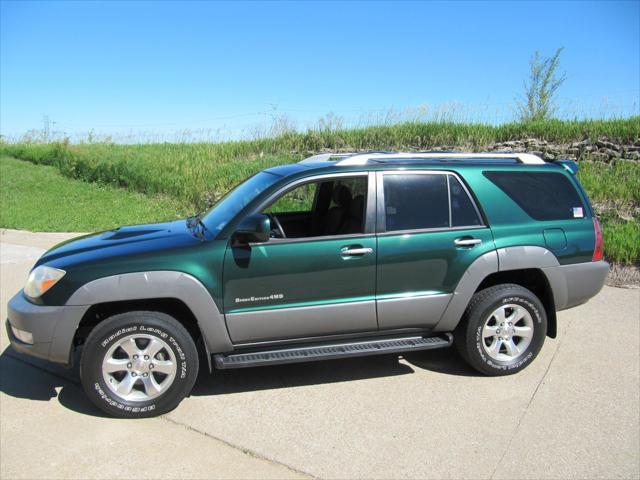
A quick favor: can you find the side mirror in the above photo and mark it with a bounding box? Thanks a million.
[234,213,271,243]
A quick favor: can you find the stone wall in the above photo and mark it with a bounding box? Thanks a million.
[425,138,640,161]
[485,138,640,162]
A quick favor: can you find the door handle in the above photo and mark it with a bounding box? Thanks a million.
[341,247,374,257]
[454,238,482,247]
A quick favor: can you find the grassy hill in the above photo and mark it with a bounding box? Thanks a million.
[1,116,638,265]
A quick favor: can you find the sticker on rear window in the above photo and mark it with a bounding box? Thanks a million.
[572,207,584,218]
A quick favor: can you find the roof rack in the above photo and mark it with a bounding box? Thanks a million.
[299,151,545,165]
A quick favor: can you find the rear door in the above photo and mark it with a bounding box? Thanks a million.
[375,170,495,330]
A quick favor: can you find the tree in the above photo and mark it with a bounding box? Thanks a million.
[516,48,567,122]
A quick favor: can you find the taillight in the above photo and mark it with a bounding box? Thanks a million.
[592,217,603,262]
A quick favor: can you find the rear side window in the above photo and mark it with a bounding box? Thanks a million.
[484,171,586,221]
[450,175,482,227]
[383,174,449,231]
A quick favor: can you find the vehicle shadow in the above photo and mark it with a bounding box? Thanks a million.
[0,345,479,417]
[0,348,109,417]
[192,346,480,397]
[404,347,480,377]
[193,353,414,396]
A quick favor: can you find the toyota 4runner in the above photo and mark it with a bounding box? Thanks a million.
[7,152,609,418]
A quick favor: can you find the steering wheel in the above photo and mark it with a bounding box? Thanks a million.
[266,213,286,238]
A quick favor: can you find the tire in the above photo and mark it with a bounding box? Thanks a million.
[454,283,547,376]
[80,311,199,418]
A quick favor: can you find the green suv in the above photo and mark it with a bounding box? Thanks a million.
[7,152,609,418]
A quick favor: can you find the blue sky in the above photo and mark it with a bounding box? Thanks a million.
[1,1,638,140]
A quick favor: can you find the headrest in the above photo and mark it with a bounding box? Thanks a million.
[332,185,352,208]
[350,195,364,216]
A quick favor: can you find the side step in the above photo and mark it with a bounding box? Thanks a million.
[214,334,452,369]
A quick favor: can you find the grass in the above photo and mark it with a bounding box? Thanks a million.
[599,220,640,265]
[1,117,638,208]
[0,156,188,231]
[577,160,640,264]
[578,160,640,204]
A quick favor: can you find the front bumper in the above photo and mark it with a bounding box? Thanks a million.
[6,291,89,366]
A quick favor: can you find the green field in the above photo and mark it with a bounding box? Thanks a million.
[0,156,188,231]
[0,116,638,264]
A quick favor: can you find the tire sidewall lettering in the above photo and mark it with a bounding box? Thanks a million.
[473,295,543,372]
[93,382,156,412]
[95,325,189,407]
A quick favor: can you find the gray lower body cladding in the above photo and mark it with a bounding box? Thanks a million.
[7,271,233,367]
[225,300,378,343]
[7,257,608,369]
[6,292,89,365]
[543,260,609,311]
[432,250,608,333]
[376,293,452,329]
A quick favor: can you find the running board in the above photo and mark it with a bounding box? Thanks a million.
[214,333,452,369]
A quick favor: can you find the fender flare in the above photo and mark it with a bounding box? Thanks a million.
[433,246,560,333]
[66,271,233,355]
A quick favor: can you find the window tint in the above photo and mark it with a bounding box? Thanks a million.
[328,177,367,209]
[484,171,586,221]
[383,174,449,231]
[449,176,482,227]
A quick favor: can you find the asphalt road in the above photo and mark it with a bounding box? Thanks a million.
[1,229,638,480]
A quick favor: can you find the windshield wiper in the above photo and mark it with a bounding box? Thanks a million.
[186,212,209,241]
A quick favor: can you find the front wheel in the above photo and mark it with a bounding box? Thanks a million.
[454,284,547,376]
[80,311,199,418]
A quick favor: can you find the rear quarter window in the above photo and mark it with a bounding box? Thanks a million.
[483,171,586,221]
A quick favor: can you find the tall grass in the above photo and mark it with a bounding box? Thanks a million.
[2,117,639,207]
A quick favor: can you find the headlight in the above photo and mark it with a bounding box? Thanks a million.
[24,266,66,298]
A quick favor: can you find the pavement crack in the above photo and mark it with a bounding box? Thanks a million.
[161,415,317,479]
[488,317,573,480]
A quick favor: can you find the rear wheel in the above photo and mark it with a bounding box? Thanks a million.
[454,284,547,376]
[80,311,199,418]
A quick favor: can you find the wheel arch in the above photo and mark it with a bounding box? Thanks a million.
[65,271,233,365]
[74,297,202,348]
[433,247,559,338]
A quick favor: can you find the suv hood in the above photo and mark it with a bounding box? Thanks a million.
[35,220,201,269]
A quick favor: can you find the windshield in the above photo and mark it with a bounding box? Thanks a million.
[201,171,280,236]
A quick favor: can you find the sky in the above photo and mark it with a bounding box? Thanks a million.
[1,0,639,141]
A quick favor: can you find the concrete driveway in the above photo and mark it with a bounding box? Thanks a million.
[1,229,638,479]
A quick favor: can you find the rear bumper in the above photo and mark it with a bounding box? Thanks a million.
[543,260,609,311]
[6,291,89,366]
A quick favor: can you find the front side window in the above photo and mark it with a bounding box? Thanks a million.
[262,176,368,239]
[265,183,317,214]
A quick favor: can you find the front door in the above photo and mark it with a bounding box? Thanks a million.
[223,172,378,344]
[375,170,495,330]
